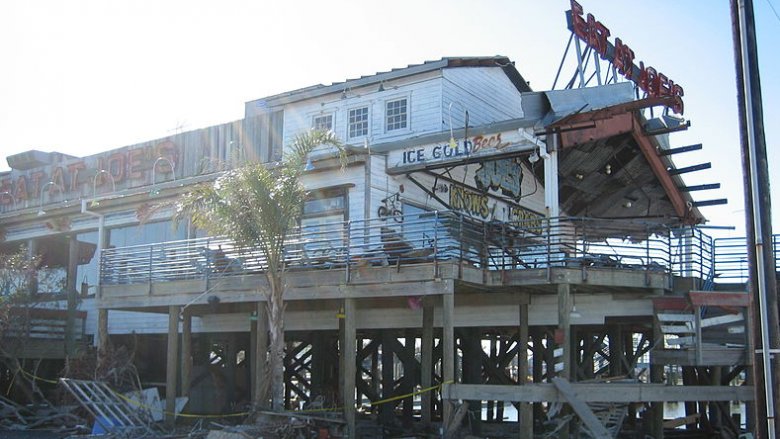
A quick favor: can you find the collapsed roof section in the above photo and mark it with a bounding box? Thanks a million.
[523,83,711,225]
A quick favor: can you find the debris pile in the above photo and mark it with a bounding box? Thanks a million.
[0,394,85,434]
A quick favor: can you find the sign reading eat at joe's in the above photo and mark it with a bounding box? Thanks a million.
[568,0,684,114]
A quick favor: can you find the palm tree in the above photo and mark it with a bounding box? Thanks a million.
[173,130,345,410]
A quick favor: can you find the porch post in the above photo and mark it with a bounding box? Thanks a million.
[421,297,434,427]
[343,298,357,437]
[65,235,79,356]
[557,283,572,379]
[254,301,268,407]
[166,305,180,426]
[442,292,455,425]
[181,308,192,397]
[519,300,533,438]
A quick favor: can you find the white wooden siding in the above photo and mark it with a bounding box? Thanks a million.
[367,157,545,223]
[442,67,524,128]
[280,71,443,150]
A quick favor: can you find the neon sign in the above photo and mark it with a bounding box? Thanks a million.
[568,0,684,114]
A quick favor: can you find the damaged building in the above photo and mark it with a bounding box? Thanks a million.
[0,53,766,438]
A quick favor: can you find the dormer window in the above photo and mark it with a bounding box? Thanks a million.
[385,98,408,132]
[348,107,369,139]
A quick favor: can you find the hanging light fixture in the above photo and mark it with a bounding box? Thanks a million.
[304,156,315,171]
[570,295,582,319]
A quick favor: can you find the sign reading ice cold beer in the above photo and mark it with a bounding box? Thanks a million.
[389,129,535,173]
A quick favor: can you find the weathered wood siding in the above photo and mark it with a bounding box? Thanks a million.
[279,71,443,149]
[367,154,545,223]
[0,112,283,215]
[441,67,525,128]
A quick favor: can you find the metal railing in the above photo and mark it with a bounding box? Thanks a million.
[713,234,780,283]
[100,213,772,287]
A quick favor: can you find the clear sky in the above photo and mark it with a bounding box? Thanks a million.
[1,0,777,237]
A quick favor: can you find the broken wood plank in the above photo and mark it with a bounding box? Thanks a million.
[443,403,469,439]
[701,313,744,328]
[255,409,347,424]
[551,377,611,439]
[661,324,695,334]
[657,313,694,322]
[662,413,700,428]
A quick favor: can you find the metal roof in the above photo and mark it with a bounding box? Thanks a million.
[246,56,532,108]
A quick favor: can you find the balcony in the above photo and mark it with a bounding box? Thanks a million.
[97,213,757,308]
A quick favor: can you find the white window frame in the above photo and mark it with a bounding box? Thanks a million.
[312,112,335,132]
[385,96,410,133]
[347,105,370,140]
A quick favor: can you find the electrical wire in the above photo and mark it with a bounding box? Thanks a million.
[765,0,780,23]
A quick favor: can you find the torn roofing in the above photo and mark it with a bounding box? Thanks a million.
[535,91,708,225]
[246,56,532,108]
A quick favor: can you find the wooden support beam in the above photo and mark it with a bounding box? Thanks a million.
[343,298,357,437]
[165,305,180,426]
[181,308,192,397]
[519,302,533,438]
[443,383,754,403]
[442,293,455,426]
[462,327,483,435]
[421,297,434,427]
[532,330,544,421]
[688,291,750,307]
[97,309,109,368]
[402,329,416,427]
[65,235,79,356]
[632,120,695,222]
[254,302,268,408]
[552,377,611,439]
[649,304,665,439]
[558,283,572,379]
[380,331,395,425]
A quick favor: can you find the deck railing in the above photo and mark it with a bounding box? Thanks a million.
[713,234,780,283]
[100,213,773,287]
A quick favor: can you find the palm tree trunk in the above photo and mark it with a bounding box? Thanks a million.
[266,271,286,411]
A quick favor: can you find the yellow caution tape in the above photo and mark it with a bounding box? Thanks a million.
[12,368,454,420]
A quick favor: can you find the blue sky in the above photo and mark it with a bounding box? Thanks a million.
[1,0,777,237]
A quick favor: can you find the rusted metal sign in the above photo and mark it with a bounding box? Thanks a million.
[568,0,684,114]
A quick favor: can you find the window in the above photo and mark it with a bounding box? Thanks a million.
[313,114,333,132]
[109,220,187,248]
[300,189,347,257]
[385,98,408,132]
[348,107,369,138]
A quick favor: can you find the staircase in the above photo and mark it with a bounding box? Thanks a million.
[651,291,750,366]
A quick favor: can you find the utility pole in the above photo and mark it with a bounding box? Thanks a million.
[731,0,780,437]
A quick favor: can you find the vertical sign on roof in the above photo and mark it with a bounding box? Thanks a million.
[568,0,685,114]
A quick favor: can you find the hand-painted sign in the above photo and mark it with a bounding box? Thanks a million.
[388,129,536,174]
[449,184,493,219]
[474,158,523,200]
[0,141,178,208]
[568,0,684,114]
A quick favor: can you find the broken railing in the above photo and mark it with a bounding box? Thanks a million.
[100,213,724,286]
[3,307,87,342]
